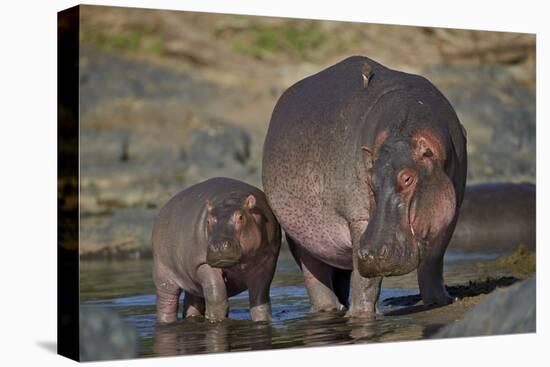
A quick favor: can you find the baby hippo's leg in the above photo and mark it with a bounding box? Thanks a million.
[155,285,181,324]
[248,274,273,322]
[197,265,229,322]
[154,264,182,323]
[182,292,205,318]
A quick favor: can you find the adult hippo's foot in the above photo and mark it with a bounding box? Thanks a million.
[345,223,382,318]
[417,252,455,306]
[345,271,382,319]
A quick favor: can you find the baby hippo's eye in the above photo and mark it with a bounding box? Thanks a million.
[234,211,245,224]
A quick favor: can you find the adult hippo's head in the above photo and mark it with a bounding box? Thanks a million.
[205,194,264,268]
[357,128,457,278]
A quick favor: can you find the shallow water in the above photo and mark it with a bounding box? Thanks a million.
[80,249,506,357]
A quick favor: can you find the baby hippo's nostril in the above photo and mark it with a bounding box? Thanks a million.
[359,249,375,262]
[222,241,230,251]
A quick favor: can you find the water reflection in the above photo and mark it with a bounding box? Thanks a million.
[80,249,510,357]
[154,319,274,355]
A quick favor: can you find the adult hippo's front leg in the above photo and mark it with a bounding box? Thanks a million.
[416,217,457,306]
[346,222,382,318]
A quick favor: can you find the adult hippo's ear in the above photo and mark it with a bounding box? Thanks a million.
[411,129,447,173]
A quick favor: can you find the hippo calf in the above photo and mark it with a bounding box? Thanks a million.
[263,56,467,317]
[152,177,281,323]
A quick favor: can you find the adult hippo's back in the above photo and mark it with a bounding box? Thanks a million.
[262,56,467,317]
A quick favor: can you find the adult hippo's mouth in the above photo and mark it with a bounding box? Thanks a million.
[357,237,422,278]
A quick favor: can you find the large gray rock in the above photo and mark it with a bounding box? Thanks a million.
[80,208,157,258]
[187,122,251,169]
[80,306,138,361]
[433,277,536,338]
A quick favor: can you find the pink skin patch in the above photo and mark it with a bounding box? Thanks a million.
[408,128,456,244]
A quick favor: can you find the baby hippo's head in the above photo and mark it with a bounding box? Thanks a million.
[205,194,263,268]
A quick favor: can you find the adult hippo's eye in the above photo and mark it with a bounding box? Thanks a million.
[397,169,417,191]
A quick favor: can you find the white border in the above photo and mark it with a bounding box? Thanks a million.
[1,1,546,366]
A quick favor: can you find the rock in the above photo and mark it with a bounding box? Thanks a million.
[187,122,251,169]
[80,306,138,361]
[433,277,535,338]
[79,45,216,116]
[80,127,189,213]
[449,182,536,252]
[423,64,535,183]
[80,128,187,174]
[80,208,157,258]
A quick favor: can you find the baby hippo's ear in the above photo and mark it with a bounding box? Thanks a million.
[205,200,213,212]
[245,194,256,209]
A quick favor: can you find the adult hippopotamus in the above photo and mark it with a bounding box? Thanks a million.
[262,56,467,317]
[152,177,281,323]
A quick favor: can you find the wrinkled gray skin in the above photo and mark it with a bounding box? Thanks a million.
[152,178,281,323]
[263,56,467,317]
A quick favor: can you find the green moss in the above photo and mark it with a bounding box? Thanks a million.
[81,25,164,57]
[284,24,325,54]
[233,21,327,60]
[476,244,536,278]
[147,39,164,56]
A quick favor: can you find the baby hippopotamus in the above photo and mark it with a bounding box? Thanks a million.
[152,177,281,323]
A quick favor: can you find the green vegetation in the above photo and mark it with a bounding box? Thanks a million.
[233,22,327,60]
[81,24,164,56]
[476,244,536,278]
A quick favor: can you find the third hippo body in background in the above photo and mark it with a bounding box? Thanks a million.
[152,178,281,323]
[263,56,467,317]
[450,183,536,252]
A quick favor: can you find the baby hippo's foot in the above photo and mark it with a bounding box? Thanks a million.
[204,300,229,322]
[183,292,205,319]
